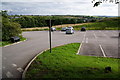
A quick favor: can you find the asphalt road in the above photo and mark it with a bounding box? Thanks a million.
[2,30,119,79]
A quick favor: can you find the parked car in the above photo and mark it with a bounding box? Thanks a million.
[66,27,74,34]
[61,27,68,31]
[51,27,56,31]
[81,27,86,31]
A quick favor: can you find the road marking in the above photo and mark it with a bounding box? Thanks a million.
[94,33,97,39]
[77,42,83,55]
[82,32,86,43]
[4,39,27,48]
[12,64,17,67]
[17,68,23,72]
[99,45,106,57]
[6,71,13,78]
[86,38,88,43]
[78,32,86,54]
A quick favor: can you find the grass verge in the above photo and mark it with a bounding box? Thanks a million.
[25,43,120,79]
[0,36,26,47]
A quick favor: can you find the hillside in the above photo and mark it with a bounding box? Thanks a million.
[73,17,119,30]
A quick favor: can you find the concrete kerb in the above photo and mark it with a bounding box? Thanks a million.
[22,48,48,79]
[21,44,66,79]
[22,43,81,79]
[4,38,27,48]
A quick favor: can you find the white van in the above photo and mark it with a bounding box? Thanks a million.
[66,27,74,34]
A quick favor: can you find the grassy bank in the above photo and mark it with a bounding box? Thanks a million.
[73,17,119,30]
[25,43,120,79]
[0,36,26,47]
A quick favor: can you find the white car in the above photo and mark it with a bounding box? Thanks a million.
[67,26,73,29]
[66,27,74,34]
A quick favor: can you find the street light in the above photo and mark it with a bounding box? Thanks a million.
[45,19,55,53]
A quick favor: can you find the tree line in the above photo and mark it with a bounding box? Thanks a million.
[10,15,96,28]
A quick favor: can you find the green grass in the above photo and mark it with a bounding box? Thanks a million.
[0,36,26,47]
[73,17,120,30]
[25,43,120,79]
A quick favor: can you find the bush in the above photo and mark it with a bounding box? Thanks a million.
[2,17,22,41]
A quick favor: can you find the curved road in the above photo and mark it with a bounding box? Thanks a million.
[2,30,119,79]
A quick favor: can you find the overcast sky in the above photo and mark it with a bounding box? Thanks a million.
[1,0,118,16]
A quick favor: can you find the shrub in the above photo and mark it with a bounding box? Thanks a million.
[2,17,22,41]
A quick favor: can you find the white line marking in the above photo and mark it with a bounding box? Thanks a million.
[4,39,27,48]
[77,43,83,55]
[82,32,86,43]
[77,32,86,54]
[94,33,97,39]
[12,64,17,67]
[17,68,23,72]
[86,38,88,43]
[99,45,106,57]
[6,71,13,78]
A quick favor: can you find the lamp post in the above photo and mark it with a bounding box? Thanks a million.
[45,19,55,53]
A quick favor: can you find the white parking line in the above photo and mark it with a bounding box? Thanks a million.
[99,45,106,57]
[86,38,88,43]
[77,43,83,55]
[94,33,97,39]
[12,64,17,68]
[17,68,23,73]
[4,39,27,48]
[6,71,13,78]
[78,32,86,54]
[82,32,86,43]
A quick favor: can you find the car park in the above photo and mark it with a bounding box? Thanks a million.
[81,27,86,31]
[61,27,68,31]
[66,27,74,34]
[51,27,56,31]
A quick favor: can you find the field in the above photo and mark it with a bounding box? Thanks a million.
[73,17,119,30]
[21,23,88,31]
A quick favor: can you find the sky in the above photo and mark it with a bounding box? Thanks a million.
[1,0,119,16]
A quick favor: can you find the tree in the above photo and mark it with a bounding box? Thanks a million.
[2,11,22,41]
[92,0,119,7]
[0,10,8,18]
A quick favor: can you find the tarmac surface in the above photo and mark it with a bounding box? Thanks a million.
[2,30,119,79]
